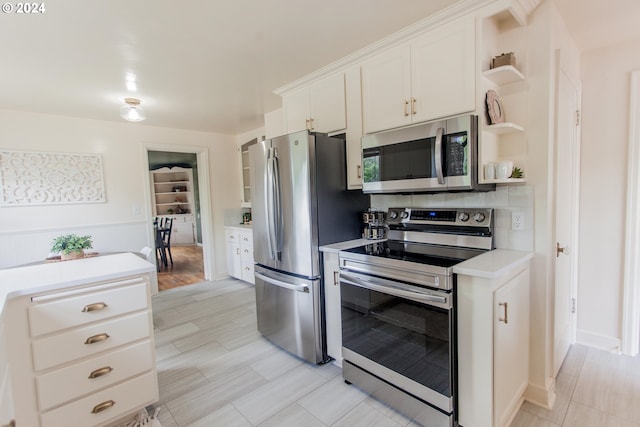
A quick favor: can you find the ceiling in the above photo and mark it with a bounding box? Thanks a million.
[1,0,639,136]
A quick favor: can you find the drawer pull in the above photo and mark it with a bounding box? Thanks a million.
[82,302,108,312]
[84,333,110,345]
[91,399,116,414]
[88,366,114,379]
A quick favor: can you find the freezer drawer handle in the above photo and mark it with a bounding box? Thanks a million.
[255,272,309,293]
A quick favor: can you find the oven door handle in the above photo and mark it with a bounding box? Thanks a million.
[340,273,449,307]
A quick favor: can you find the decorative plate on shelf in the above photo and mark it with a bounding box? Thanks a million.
[486,90,505,124]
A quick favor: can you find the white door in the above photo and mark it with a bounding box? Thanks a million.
[553,59,581,376]
[309,73,346,133]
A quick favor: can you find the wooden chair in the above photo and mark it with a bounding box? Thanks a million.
[161,218,174,267]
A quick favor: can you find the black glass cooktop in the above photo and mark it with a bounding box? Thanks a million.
[344,240,486,268]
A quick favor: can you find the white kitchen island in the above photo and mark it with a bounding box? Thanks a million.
[0,252,158,427]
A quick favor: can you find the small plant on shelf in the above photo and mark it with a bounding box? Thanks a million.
[510,167,524,179]
[50,234,93,260]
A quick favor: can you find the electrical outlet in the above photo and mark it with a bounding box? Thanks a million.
[512,211,525,231]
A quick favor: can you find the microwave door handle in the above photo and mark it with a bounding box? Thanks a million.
[435,127,445,184]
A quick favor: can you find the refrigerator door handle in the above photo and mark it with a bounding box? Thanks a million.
[266,148,279,260]
[272,148,283,260]
[255,272,309,293]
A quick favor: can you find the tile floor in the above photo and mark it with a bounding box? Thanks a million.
[151,279,640,427]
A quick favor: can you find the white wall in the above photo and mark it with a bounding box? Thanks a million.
[578,37,640,349]
[0,110,239,279]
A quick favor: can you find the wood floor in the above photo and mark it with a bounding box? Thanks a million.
[157,245,205,291]
[150,279,640,427]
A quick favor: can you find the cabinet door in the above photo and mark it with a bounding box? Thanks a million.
[411,15,475,123]
[361,45,412,134]
[226,241,241,280]
[345,66,363,189]
[493,269,529,427]
[172,220,195,245]
[0,323,14,426]
[309,73,346,133]
[283,89,311,134]
[322,252,342,365]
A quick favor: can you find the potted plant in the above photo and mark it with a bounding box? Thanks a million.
[51,234,93,260]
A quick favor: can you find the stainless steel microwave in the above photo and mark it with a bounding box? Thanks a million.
[361,114,495,194]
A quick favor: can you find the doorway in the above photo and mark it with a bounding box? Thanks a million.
[143,144,215,291]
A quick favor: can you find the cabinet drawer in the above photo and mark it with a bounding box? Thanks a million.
[36,340,155,411]
[40,371,158,427]
[29,278,149,337]
[225,228,239,242]
[32,311,151,371]
[239,231,253,247]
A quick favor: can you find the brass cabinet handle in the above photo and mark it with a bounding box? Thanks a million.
[91,400,116,414]
[411,97,417,115]
[357,164,362,179]
[88,366,113,379]
[84,333,110,345]
[498,302,509,324]
[82,302,108,313]
[309,118,315,130]
[333,271,339,286]
[404,100,410,116]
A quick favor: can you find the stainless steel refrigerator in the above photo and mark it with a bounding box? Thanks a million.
[249,130,369,364]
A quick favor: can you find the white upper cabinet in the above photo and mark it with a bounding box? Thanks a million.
[283,73,346,134]
[361,46,413,133]
[362,15,475,134]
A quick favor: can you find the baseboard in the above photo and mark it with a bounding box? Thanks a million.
[576,329,621,353]
[523,379,556,410]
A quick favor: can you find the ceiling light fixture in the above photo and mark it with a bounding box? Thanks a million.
[120,97,146,122]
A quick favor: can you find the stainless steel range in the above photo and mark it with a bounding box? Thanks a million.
[338,207,494,427]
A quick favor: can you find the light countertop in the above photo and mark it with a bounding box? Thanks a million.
[0,253,155,317]
[225,224,253,230]
[453,249,533,279]
[320,238,385,253]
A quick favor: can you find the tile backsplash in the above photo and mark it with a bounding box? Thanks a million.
[370,185,534,251]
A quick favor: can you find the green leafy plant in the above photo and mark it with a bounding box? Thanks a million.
[50,234,93,255]
[510,167,524,179]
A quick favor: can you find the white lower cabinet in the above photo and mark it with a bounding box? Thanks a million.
[322,251,342,366]
[457,260,531,427]
[3,262,158,427]
[225,226,254,284]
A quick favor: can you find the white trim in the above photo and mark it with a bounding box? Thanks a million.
[622,70,640,356]
[0,219,147,236]
[577,329,622,354]
[142,143,215,282]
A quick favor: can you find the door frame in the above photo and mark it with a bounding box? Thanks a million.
[622,69,640,356]
[142,143,215,283]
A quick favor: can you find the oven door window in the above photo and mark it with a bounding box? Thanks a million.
[363,137,437,183]
[341,281,453,397]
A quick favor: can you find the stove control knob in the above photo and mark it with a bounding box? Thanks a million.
[400,211,409,219]
[388,211,398,220]
[458,212,470,222]
[473,212,486,223]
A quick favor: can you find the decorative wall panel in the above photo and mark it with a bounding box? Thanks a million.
[0,151,106,206]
